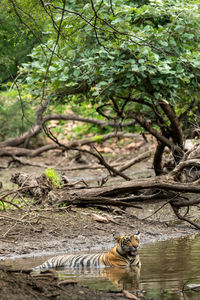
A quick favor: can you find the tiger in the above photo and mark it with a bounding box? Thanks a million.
[32,232,141,272]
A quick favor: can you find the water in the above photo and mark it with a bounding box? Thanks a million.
[140,235,200,299]
[2,235,200,300]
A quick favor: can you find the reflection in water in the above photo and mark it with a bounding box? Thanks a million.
[57,265,140,291]
[2,234,200,299]
[102,267,140,290]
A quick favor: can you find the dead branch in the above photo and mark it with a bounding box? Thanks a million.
[80,177,200,198]
[0,131,139,158]
[0,99,51,148]
[0,144,59,157]
[55,162,122,171]
[43,126,132,181]
[171,204,200,229]
[168,159,200,181]
[0,198,22,210]
[170,197,200,208]
[43,113,138,130]
[77,146,132,180]
[116,191,169,202]
[0,95,139,151]
[0,185,39,209]
[117,150,153,173]
[6,150,151,172]
[59,195,143,209]
[8,156,49,168]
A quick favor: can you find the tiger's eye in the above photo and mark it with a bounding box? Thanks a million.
[125,236,130,242]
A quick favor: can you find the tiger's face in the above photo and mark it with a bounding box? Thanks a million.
[117,232,140,257]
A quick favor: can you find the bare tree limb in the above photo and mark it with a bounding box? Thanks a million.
[43,126,132,181]
[61,195,143,209]
[117,150,153,173]
[81,177,200,198]
[171,204,200,229]
[167,159,200,181]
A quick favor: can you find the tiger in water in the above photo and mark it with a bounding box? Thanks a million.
[32,232,141,272]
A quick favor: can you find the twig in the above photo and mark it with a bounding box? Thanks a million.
[171,204,200,230]
[0,185,39,210]
[117,150,153,173]
[3,220,19,237]
[142,194,179,220]
[43,125,132,181]
[1,213,39,238]
[0,198,22,210]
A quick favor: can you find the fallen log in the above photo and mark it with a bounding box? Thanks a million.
[75,177,200,198]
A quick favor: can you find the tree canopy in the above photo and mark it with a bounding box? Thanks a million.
[0,1,41,83]
[1,0,200,169]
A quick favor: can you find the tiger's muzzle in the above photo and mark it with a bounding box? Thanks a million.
[129,245,138,256]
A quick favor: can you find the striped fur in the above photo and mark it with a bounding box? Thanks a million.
[32,232,141,272]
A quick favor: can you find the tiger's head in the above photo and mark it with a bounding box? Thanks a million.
[116,232,140,258]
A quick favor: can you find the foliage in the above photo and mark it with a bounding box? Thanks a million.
[0,1,41,84]
[2,0,200,146]
[16,0,200,123]
[18,0,200,99]
[44,168,61,188]
[0,90,35,140]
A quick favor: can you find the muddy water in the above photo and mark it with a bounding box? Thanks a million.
[2,235,200,299]
[140,235,200,299]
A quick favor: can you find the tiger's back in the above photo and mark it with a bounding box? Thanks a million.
[33,253,106,271]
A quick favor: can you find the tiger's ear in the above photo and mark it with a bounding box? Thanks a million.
[134,231,141,241]
[115,236,123,243]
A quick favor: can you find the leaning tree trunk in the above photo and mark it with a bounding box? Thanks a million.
[159,101,185,162]
[153,142,166,175]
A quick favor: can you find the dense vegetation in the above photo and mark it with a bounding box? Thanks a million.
[1,0,200,173]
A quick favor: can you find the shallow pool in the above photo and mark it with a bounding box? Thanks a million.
[2,234,200,300]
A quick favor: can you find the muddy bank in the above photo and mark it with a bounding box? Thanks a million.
[0,264,158,300]
[1,266,150,300]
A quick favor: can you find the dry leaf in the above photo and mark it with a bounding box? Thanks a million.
[123,290,138,299]
[104,214,120,224]
[187,284,200,290]
[96,146,113,153]
[126,141,144,150]
[91,213,109,223]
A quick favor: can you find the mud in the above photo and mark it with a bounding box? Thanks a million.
[0,265,146,300]
[0,206,197,262]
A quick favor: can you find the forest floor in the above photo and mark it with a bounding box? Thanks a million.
[0,138,199,299]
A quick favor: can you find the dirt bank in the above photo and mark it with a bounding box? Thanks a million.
[0,205,197,261]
